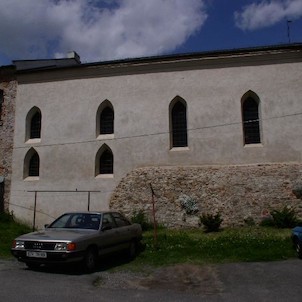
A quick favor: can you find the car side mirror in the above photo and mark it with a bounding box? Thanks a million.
[44,224,49,228]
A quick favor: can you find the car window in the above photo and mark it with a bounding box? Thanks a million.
[102,213,116,230]
[48,214,71,228]
[49,213,101,230]
[112,212,131,227]
[89,214,101,230]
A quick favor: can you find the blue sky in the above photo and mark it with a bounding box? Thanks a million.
[0,0,301,66]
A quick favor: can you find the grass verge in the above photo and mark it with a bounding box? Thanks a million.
[125,227,296,269]
[0,212,32,258]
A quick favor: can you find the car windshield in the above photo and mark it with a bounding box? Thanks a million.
[48,213,101,230]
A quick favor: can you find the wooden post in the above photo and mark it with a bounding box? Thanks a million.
[150,184,158,248]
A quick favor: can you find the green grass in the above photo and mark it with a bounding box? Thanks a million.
[128,227,296,268]
[0,214,296,267]
[0,212,32,258]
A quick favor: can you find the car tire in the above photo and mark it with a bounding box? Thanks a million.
[294,238,302,259]
[26,262,40,270]
[83,247,98,273]
[128,241,137,259]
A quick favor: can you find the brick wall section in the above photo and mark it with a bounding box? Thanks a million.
[0,75,17,212]
[109,163,302,228]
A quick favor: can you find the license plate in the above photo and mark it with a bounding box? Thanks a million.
[26,251,47,258]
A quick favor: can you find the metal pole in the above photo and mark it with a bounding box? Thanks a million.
[87,191,90,211]
[32,191,37,231]
[287,20,292,43]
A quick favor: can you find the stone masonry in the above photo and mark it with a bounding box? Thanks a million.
[0,67,16,212]
[110,163,302,228]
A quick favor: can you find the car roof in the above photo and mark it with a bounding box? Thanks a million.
[61,211,119,215]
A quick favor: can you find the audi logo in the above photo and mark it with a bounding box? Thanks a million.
[33,242,43,249]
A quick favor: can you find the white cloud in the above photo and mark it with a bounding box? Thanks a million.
[0,0,207,63]
[234,0,302,30]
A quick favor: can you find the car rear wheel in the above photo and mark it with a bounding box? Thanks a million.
[83,247,98,272]
[128,241,137,259]
[294,238,302,259]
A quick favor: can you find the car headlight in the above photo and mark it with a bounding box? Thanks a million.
[13,240,25,249]
[54,242,67,251]
[54,242,77,251]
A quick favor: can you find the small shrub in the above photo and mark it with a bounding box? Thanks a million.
[178,194,199,214]
[0,211,14,223]
[259,217,275,227]
[131,210,153,231]
[271,206,299,228]
[199,212,223,232]
[292,185,302,199]
[244,216,256,226]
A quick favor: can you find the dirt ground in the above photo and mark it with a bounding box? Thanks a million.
[96,264,224,294]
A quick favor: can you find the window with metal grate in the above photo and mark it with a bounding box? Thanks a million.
[30,111,41,139]
[99,149,113,174]
[171,101,188,147]
[28,152,40,177]
[100,107,114,134]
[242,97,261,144]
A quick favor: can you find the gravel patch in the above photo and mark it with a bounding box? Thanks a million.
[94,264,224,295]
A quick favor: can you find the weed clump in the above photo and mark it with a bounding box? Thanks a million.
[199,213,223,233]
[131,210,153,231]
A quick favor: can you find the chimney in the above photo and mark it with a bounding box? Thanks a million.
[67,51,81,64]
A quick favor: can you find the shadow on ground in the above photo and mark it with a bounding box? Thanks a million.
[23,249,140,276]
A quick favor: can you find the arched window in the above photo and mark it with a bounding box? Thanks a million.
[26,107,42,140]
[242,92,261,144]
[96,100,114,137]
[30,111,42,139]
[100,150,113,174]
[24,148,40,178]
[170,97,188,148]
[95,145,114,176]
[100,107,114,134]
[29,152,40,176]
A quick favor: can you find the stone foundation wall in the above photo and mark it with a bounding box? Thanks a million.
[0,73,17,212]
[110,163,302,228]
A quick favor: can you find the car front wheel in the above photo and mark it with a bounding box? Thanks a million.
[83,247,98,272]
[26,262,41,270]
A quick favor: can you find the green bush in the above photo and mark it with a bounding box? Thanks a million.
[259,217,275,227]
[0,212,32,258]
[292,186,302,199]
[271,206,299,228]
[199,212,223,232]
[131,210,153,231]
[0,211,14,223]
[244,216,256,226]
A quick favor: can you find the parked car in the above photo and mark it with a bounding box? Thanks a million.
[292,226,302,259]
[11,211,142,272]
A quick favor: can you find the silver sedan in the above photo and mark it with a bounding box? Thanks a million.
[11,211,142,272]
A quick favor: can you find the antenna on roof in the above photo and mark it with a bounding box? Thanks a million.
[287,19,292,43]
